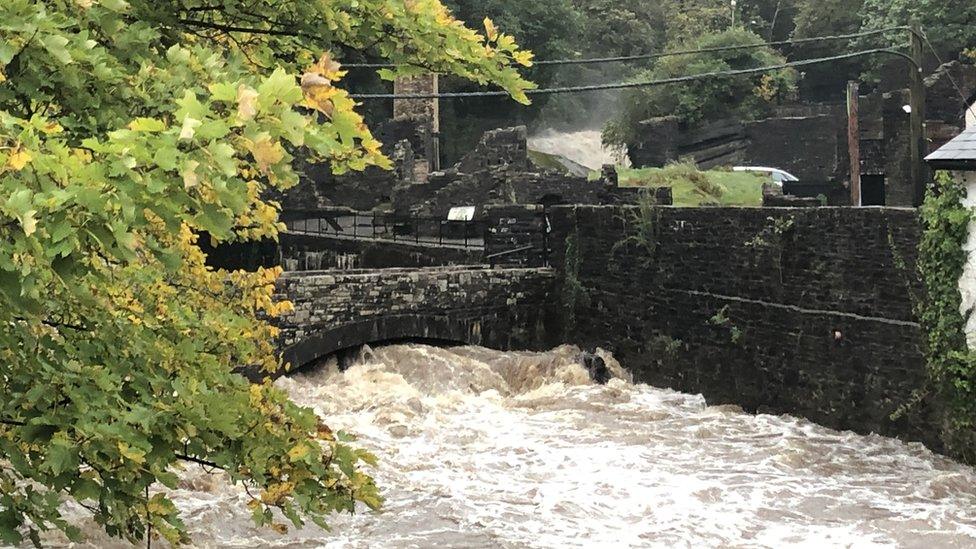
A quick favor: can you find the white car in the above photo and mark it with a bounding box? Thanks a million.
[732,166,799,186]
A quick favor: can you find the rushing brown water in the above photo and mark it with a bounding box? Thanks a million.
[44,344,976,548]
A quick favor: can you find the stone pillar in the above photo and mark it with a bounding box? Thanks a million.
[882,90,914,207]
[394,75,439,181]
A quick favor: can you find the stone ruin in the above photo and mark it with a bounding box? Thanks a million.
[283,123,671,220]
[626,60,976,208]
[391,126,671,219]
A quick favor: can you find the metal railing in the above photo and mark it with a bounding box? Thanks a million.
[284,212,488,250]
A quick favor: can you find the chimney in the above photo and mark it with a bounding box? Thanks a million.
[393,74,440,179]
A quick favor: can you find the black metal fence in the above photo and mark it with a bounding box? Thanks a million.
[484,208,551,268]
[283,212,489,250]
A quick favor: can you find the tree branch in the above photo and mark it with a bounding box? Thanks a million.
[175,453,223,470]
[177,18,304,38]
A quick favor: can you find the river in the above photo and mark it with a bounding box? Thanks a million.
[46,344,976,548]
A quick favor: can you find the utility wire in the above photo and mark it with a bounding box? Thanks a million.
[920,32,976,121]
[343,26,911,69]
[349,47,914,100]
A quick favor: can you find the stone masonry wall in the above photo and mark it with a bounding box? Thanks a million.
[546,205,937,449]
[394,127,670,218]
[275,266,556,371]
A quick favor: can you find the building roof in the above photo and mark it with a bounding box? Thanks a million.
[926,126,976,170]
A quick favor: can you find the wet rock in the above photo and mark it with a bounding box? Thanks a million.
[579,351,611,385]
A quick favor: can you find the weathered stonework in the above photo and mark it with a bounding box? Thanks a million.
[627,61,976,208]
[393,126,671,218]
[546,205,936,449]
[267,202,941,455]
[627,109,848,186]
[272,266,556,373]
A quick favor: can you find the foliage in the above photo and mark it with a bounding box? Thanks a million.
[788,0,867,95]
[915,172,976,461]
[612,189,662,266]
[744,215,795,248]
[635,161,722,198]
[603,29,798,148]
[661,0,735,44]
[709,305,744,344]
[0,0,532,545]
[860,0,976,66]
[572,0,668,58]
[561,228,589,336]
[432,0,580,161]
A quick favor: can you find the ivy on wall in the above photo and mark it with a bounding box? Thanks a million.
[561,227,590,336]
[917,171,976,461]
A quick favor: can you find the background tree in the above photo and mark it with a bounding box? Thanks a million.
[0,0,531,545]
[788,0,867,99]
[603,28,798,149]
[860,0,976,64]
[436,0,581,161]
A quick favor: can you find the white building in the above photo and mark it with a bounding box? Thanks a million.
[926,102,976,346]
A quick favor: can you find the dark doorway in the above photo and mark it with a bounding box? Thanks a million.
[862,175,885,206]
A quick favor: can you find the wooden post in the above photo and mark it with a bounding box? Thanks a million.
[847,81,861,206]
[909,23,926,206]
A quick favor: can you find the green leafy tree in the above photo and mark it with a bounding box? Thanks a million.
[572,0,668,58]
[0,0,532,545]
[789,0,867,98]
[662,0,734,44]
[860,0,976,63]
[603,28,798,148]
[432,0,581,160]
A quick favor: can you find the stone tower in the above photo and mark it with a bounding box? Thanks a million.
[393,74,439,181]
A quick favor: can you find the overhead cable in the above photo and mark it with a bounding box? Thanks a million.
[343,26,911,69]
[349,47,914,100]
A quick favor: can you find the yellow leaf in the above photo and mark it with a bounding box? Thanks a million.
[236,84,259,121]
[287,442,310,462]
[248,136,284,173]
[513,51,534,68]
[308,52,345,82]
[0,68,6,83]
[42,121,64,134]
[484,17,498,41]
[146,497,173,516]
[117,442,146,464]
[6,148,32,171]
[300,73,337,117]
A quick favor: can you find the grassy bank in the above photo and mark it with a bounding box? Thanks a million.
[617,162,765,207]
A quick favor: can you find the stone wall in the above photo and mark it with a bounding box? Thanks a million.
[627,62,976,208]
[280,118,428,212]
[273,266,556,372]
[627,107,848,186]
[546,205,937,449]
[394,126,670,218]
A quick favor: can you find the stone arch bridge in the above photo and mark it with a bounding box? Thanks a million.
[272,266,555,374]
